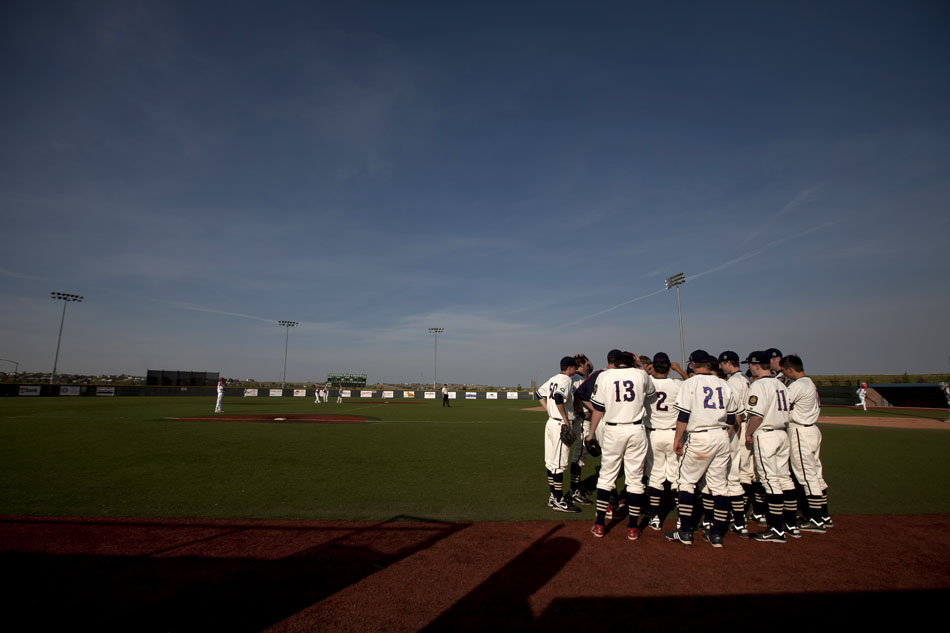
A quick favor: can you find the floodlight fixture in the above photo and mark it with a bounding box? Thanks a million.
[428,327,444,388]
[278,320,299,389]
[50,292,84,385]
[664,273,687,367]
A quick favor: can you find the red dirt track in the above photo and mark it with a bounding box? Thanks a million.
[2,514,948,631]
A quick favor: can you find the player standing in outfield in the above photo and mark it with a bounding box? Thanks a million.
[781,355,831,532]
[644,352,682,530]
[539,357,582,513]
[719,351,752,536]
[322,385,329,403]
[856,382,868,410]
[442,384,450,407]
[745,351,796,543]
[336,384,343,404]
[587,352,656,539]
[665,350,738,548]
[314,384,322,404]
[215,377,225,413]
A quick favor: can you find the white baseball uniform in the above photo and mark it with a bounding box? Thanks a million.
[672,374,738,496]
[856,386,867,411]
[747,377,792,495]
[645,376,682,491]
[787,376,826,496]
[724,370,751,495]
[543,373,576,475]
[590,367,656,494]
[215,380,225,412]
[315,385,322,404]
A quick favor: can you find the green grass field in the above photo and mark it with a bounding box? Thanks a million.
[1,396,948,521]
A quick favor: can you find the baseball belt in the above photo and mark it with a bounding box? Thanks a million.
[605,421,642,426]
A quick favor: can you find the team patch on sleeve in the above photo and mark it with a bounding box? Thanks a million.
[748,395,758,407]
[592,384,598,395]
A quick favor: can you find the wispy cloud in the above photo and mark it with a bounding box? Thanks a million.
[743,187,819,244]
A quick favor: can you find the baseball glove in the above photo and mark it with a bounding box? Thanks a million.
[584,436,602,458]
[559,424,576,446]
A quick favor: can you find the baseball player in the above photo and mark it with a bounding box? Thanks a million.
[664,350,738,548]
[442,384,450,407]
[643,352,682,530]
[942,382,950,422]
[215,377,225,413]
[745,351,796,543]
[315,384,322,404]
[565,354,594,505]
[587,352,656,539]
[539,357,582,513]
[856,382,868,411]
[720,351,752,536]
[336,384,343,404]
[766,348,786,383]
[322,385,329,403]
[781,354,830,532]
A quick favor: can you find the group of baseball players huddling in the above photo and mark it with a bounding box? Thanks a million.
[537,347,830,547]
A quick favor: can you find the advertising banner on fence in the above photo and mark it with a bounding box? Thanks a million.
[487,392,498,400]
[404,391,415,398]
[424,391,436,399]
[269,389,283,397]
[360,390,373,398]
[293,389,306,397]
[507,392,519,399]
[59,386,81,396]
[383,390,394,398]
[341,390,351,398]
[96,387,115,396]
[19,385,40,396]
[448,391,456,399]
[466,392,476,399]
[244,389,258,397]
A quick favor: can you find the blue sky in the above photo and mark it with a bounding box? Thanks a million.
[1,1,948,386]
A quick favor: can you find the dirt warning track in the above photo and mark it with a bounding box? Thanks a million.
[1,514,947,631]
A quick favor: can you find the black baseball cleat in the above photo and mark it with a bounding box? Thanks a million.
[551,498,582,513]
[703,531,724,548]
[751,528,787,543]
[665,529,693,546]
[799,518,827,533]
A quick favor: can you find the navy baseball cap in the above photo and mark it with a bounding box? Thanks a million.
[607,349,622,362]
[560,356,578,370]
[765,348,783,359]
[742,351,769,364]
[688,349,711,364]
[718,350,740,363]
[653,352,671,364]
[619,352,636,366]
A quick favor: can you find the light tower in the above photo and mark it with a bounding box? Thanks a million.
[278,320,298,389]
[50,292,83,385]
[665,273,686,367]
[428,327,444,389]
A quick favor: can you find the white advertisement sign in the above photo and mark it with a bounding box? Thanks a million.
[293,389,307,397]
[383,390,394,398]
[487,392,498,400]
[404,391,415,398]
[465,392,476,399]
[60,386,81,396]
[448,391,457,399]
[360,390,373,398]
[507,392,519,400]
[424,391,436,399]
[244,389,259,397]
[96,387,115,396]
[269,389,283,397]
[19,385,40,396]
[341,390,351,398]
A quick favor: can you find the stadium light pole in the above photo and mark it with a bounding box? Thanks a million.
[50,292,83,385]
[665,273,686,367]
[428,327,444,389]
[278,320,298,390]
